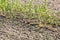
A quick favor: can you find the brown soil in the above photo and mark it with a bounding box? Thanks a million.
[0,15,60,40]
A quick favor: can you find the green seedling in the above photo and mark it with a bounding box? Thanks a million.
[0,0,59,27]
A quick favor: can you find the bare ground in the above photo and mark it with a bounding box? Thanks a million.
[0,16,60,40]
